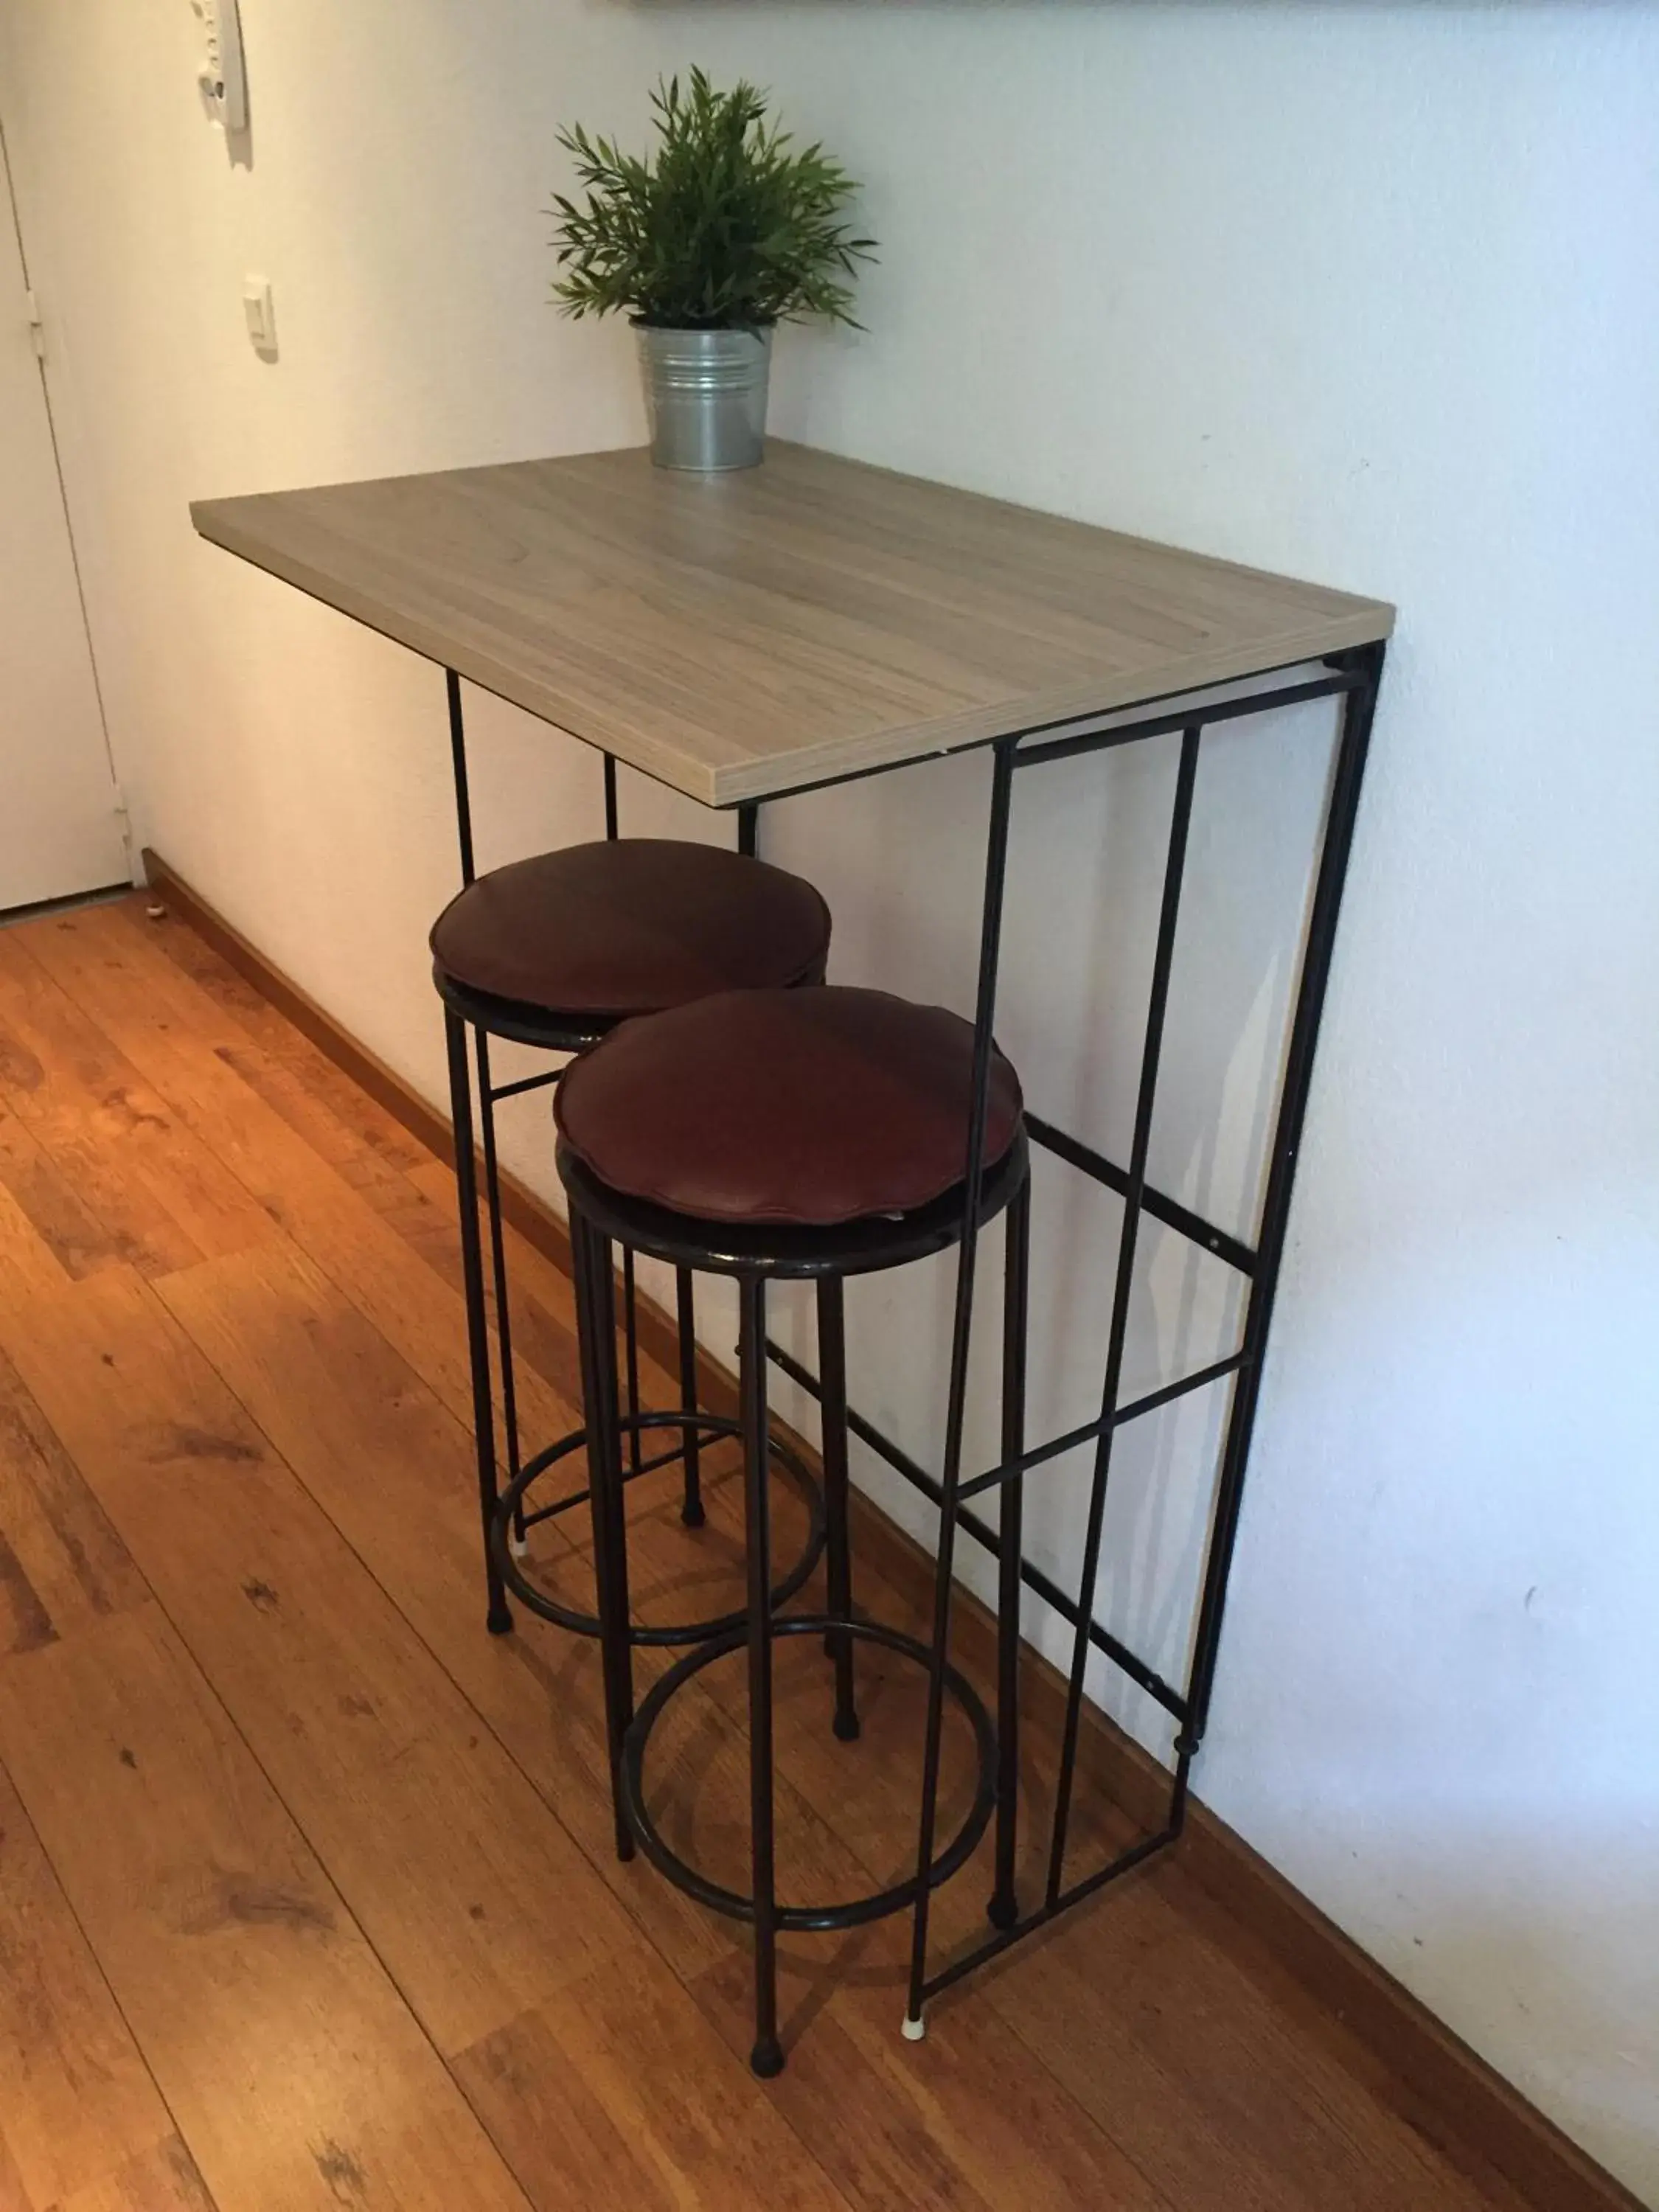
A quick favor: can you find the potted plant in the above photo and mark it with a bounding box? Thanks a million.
[551,71,875,473]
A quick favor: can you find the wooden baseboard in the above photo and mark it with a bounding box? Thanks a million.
[142,845,1644,2212]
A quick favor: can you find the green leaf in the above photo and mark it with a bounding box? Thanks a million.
[547,72,876,329]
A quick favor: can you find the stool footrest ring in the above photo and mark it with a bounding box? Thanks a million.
[621,1614,997,1933]
[490,1411,826,1647]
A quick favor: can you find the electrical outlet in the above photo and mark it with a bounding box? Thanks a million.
[190,0,248,133]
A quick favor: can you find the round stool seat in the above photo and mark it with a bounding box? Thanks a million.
[554,985,1023,1227]
[430,840,831,1025]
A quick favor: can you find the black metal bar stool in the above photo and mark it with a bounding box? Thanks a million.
[545,984,1031,2076]
[431,834,832,1636]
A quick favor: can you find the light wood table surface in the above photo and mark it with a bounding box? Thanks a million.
[192,440,1394,809]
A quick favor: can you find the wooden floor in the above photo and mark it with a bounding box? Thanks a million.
[0,894,1533,2212]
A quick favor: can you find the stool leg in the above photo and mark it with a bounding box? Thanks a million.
[816,1278,860,1744]
[473,1031,526,1554]
[990,1176,1031,1931]
[739,1276,783,2078]
[622,1248,643,1476]
[574,1211,635,1861]
[675,1267,706,1528]
[445,1009,511,1636]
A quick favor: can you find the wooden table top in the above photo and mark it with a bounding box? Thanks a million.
[192,441,1394,810]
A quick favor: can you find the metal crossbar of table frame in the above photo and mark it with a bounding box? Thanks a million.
[1024,1115,1257,1277]
[442,641,1387,2022]
[762,1337,1191,1721]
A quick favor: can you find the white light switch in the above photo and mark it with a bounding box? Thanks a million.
[243,277,276,358]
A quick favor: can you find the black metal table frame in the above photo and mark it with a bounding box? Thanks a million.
[439,636,1387,2024]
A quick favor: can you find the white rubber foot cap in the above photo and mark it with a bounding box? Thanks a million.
[900,2014,927,2042]
[509,1533,530,1559]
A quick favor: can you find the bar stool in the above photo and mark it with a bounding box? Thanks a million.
[431,838,832,1635]
[543,984,1031,2076]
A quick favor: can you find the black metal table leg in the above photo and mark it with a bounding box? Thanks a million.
[989,1172,1031,1930]
[599,748,643,1486]
[445,668,476,885]
[1172,641,1386,1815]
[904,739,1018,2039]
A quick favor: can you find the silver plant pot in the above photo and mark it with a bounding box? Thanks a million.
[635,324,773,472]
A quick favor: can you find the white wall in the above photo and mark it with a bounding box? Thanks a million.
[2,0,1656,2195]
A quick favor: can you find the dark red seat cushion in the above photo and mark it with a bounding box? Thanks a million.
[429,841,831,1019]
[554,986,1023,1225]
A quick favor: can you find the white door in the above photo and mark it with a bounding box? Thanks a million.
[0,127,125,912]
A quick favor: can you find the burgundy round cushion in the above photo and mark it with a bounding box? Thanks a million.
[554,986,1023,1226]
[430,840,831,1019]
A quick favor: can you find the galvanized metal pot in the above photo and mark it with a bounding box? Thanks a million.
[635,324,772,472]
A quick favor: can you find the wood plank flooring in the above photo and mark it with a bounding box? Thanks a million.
[0,895,1532,2211]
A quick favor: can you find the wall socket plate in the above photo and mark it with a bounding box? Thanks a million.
[190,0,247,133]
